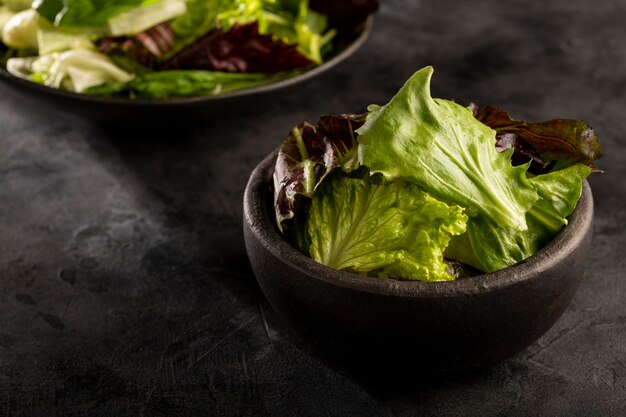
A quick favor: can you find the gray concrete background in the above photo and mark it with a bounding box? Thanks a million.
[0,0,624,415]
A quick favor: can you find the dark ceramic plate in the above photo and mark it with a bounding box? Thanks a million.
[0,18,373,122]
[243,151,595,372]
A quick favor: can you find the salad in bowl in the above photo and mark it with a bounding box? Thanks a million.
[243,66,601,369]
[272,66,603,282]
[0,0,377,99]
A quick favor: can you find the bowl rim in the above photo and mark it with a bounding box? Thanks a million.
[244,150,595,299]
[0,17,373,106]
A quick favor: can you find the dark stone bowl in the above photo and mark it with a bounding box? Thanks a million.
[0,18,372,123]
[243,151,595,372]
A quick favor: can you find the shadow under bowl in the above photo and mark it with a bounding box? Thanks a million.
[0,18,373,123]
[243,151,594,372]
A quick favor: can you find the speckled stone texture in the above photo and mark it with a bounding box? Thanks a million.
[0,0,624,416]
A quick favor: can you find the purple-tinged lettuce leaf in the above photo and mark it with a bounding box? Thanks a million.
[273,113,366,227]
[472,105,602,174]
[99,22,175,68]
[163,21,313,74]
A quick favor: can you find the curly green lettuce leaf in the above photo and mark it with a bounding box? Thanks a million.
[473,105,603,173]
[307,176,467,281]
[357,66,539,231]
[273,113,366,226]
[85,69,295,98]
[446,163,591,272]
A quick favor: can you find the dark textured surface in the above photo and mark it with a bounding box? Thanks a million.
[0,0,624,416]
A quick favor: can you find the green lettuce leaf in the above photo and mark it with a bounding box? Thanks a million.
[33,0,161,28]
[357,66,539,231]
[530,164,591,221]
[217,0,291,34]
[445,163,591,272]
[36,23,94,54]
[307,176,468,281]
[292,0,334,63]
[85,69,295,99]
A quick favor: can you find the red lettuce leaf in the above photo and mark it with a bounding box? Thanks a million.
[472,105,603,173]
[162,22,313,74]
[274,113,366,226]
[99,23,175,68]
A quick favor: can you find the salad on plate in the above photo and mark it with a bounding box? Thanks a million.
[273,66,603,282]
[0,0,377,99]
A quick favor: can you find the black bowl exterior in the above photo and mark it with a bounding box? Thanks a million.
[243,152,594,371]
[0,18,372,123]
